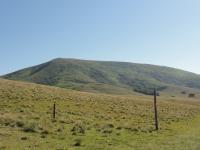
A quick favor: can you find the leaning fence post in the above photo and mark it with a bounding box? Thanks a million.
[153,89,158,130]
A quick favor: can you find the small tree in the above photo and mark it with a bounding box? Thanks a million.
[188,93,195,98]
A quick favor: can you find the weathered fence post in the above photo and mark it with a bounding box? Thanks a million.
[53,102,56,119]
[153,89,158,130]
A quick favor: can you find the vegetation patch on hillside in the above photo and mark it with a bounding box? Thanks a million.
[0,79,200,149]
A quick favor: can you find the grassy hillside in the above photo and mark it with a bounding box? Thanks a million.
[2,58,200,95]
[1,79,200,149]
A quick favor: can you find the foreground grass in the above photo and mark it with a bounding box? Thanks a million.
[0,79,200,150]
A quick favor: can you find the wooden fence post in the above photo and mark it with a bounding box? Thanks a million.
[53,102,56,119]
[154,89,158,130]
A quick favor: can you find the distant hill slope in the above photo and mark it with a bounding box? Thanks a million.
[2,58,200,95]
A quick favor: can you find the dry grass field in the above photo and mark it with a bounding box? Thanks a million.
[1,79,200,150]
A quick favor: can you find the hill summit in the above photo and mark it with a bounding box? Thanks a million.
[2,58,200,95]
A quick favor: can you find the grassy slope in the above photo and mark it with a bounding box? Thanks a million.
[3,58,200,95]
[1,79,200,149]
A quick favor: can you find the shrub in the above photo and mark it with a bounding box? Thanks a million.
[103,123,114,129]
[23,122,37,133]
[102,129,113,134]
[41,130,49,135]
[188,93,195,98]
[16,121,24,127]
[100,123,115,134]
[71,123,85,135]
[21,137,28,140]
[116,126,122,130]
[40,135,46,138]
[73,139,82,147]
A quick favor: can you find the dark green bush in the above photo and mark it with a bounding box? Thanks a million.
[22,122,37,133]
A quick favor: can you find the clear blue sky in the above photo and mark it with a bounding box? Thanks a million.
[0,0,200,75]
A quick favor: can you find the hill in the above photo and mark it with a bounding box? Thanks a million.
[2,58,200,95]
[1,78,200,149]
